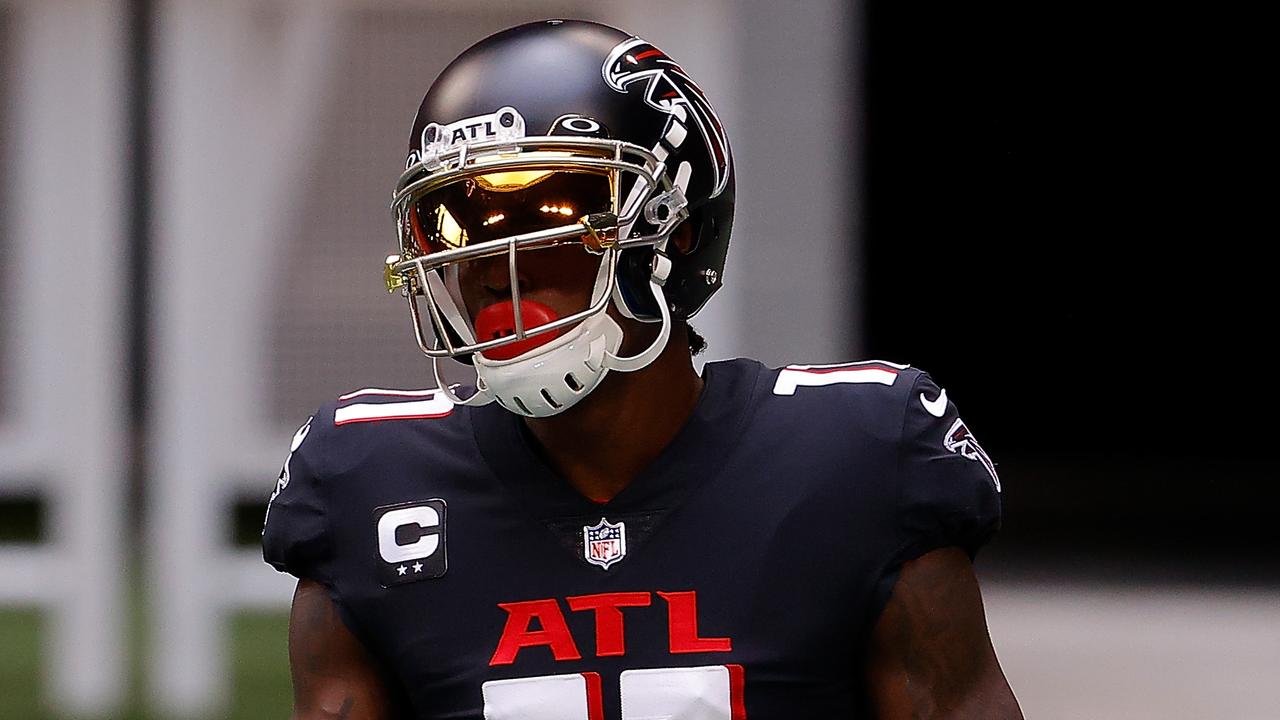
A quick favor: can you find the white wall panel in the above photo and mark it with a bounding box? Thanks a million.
[0,1,129,716]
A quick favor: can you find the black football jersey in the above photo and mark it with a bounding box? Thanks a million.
[262,358,1001,719]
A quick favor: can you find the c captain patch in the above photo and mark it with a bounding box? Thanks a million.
[583,518,627,570]
[374,499,448,586]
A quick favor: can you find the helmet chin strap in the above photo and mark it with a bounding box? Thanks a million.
[433,251,673,416]
[601,251,671,372]
[432,355,493,407]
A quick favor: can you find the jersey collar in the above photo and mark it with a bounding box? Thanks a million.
[469,358,764,520]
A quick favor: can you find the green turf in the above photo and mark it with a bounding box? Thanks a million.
[0,608,292,720]
[0,609,47,719]
[228,613,294,719]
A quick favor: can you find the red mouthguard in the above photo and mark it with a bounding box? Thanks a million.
[474,300,566,360]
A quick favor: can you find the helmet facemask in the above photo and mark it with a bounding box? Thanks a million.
[386,131,688,417]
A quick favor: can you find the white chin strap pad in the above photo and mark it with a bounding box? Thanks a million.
[466,272,672,418]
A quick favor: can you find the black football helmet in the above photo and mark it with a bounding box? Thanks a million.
[384,19,734,416]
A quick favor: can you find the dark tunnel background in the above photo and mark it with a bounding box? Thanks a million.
[859,2,1275,584]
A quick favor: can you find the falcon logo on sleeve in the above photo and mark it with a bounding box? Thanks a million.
[263,416,313,528]
[944,418,1001,491]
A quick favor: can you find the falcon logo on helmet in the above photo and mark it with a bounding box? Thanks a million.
[603,38,731,199]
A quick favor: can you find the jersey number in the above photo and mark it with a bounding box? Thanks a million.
[772,363,901,395]
[482,664,746,720]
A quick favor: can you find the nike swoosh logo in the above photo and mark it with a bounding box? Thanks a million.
[920,388,948,418]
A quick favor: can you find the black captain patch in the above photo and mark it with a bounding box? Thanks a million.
[374,499,448,586]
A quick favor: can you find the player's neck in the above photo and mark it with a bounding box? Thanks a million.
[521,326,702,503]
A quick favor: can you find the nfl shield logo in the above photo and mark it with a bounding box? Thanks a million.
[583,517,627,570]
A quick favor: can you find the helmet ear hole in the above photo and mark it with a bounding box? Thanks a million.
[615,248,661,320]
[670,220,697,255]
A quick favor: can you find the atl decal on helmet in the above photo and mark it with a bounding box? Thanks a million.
[406,106,527,170]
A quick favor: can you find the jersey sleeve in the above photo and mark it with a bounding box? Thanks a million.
[893,370,1002,562]
[262,413,334,584]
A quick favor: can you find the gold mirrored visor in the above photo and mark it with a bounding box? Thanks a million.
[408,169,613,256]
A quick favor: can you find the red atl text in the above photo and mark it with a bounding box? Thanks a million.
[490,590,732,666]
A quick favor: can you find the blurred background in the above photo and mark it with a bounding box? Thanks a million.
[0,1,1274,718]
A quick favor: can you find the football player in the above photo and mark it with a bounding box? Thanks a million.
[263,19,1022,719]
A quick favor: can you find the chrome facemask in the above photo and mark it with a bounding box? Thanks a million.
[384,130,688,413]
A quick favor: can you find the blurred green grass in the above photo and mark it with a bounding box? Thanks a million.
[0,609,293,720]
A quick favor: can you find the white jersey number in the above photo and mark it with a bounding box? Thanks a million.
[482,664,746,720]
[772,362,904,396]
